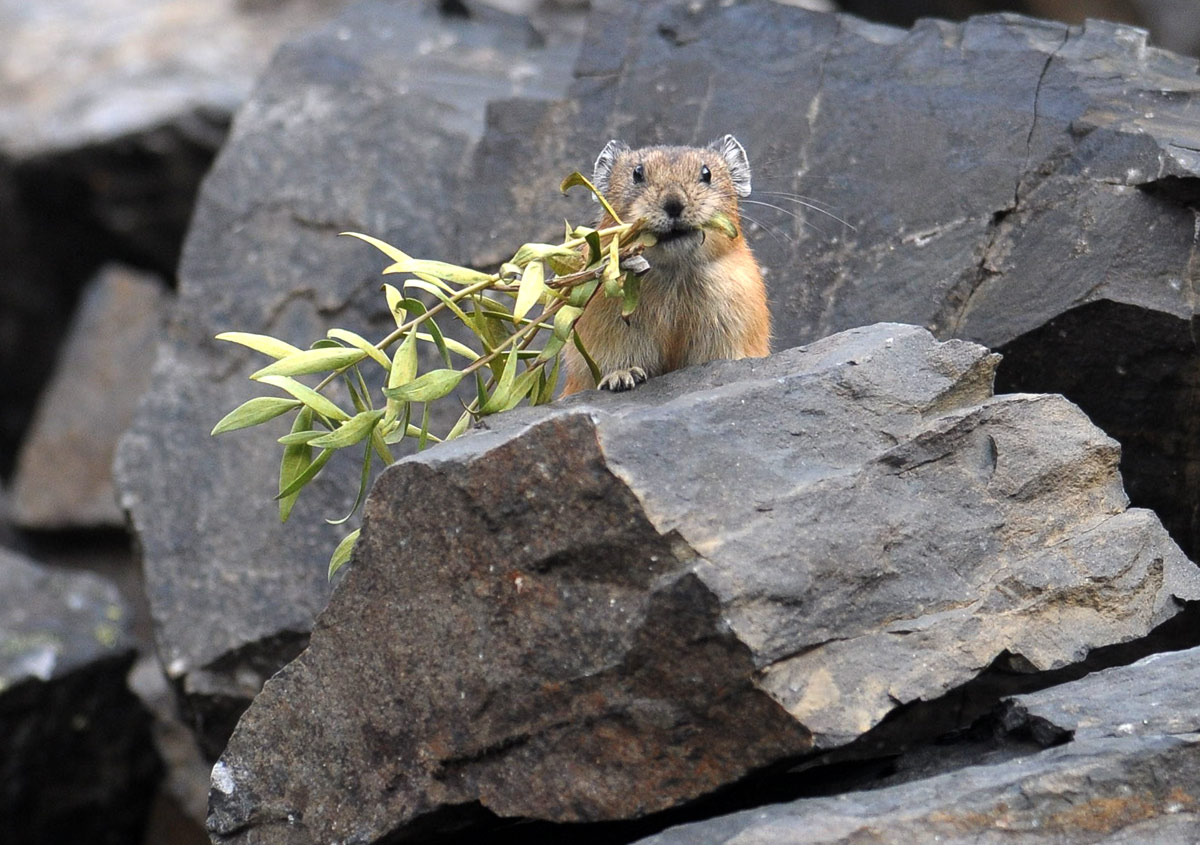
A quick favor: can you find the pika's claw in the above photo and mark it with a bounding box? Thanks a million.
[599,367,648,392]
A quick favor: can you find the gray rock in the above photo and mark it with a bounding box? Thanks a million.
[465,0,1200,559]
[114,0,580,758]
[635,644,1200,844]
[208,323,1200,844]
[0,546,161,844]
[11,264,167,530]
[1003,644,1200,744]
[633,734,1200,844]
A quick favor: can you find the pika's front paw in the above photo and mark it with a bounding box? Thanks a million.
[598,367,648,392]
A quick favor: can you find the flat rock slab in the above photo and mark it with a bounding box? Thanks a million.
[208,323,1200,844]
[0,546,160,843]
[114,0,580,758]
[11,263,167,529]
[637,644,1200,844]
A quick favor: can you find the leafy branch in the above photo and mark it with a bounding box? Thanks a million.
[210,173,655,576]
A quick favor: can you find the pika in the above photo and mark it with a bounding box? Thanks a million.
[561,135,771,395]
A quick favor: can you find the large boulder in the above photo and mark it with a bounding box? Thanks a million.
[0,0,355,473]
[207,323,1200,844]
[636,644,1200,844]
[465,1,1200,559]
[0,547,161,844]
[114,0,581,758]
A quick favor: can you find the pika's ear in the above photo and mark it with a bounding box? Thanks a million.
[710,134,752,197]
[592,139,630,201]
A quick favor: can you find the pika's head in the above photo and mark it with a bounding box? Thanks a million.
[592,135,752,261]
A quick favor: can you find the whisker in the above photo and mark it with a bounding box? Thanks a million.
[740,198,831,239]
[739,210,796,246]
[748,195,857,231]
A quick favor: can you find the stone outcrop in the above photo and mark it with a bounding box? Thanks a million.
[467,0,1200,561]
[0,546,161,843]
[114,0,581,758]
[636,644,1200,844]
[207,323,1200,844]
[11,264,167,530]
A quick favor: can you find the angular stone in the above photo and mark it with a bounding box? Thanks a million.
[208,323,1200,844]
[0,546,161,843]
[11,263,167,529]
[114,0,580,758]
[636,644,1200,844]
[465,1,1200,559]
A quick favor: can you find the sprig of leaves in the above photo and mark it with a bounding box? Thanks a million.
[211,173,655,577]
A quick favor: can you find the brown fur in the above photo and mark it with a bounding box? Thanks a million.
[562,140,771,395]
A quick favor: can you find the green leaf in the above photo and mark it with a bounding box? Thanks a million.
[279,407,313,522]
[553,305,584,341]
[215,332,302,360]
[404,278,472,325]
[417,402,432,450]
[604,234,622,283]
[309,409,385,449]
[327,528,360,580]
[566,278,599,308]
[500,366,542,412]
[341,231,413,264]
[560,171,623,223]
[384,258,493,285]
[537,355,562,404]
[383,368,464,402]
[277,429,326,446]
[370,424,395,466]
[706,211,739,239]
[480,345,519,414]
[446,409,473,441]
[257,375,350,423]
[573,332,602,385]
[389,331,418,391]
[383,283,407,327]
[536,331,566,364]
[514,260,545,322]
[580,229,602,267]
[251,347,366,379]
[211,397,301,435]
[512,242,579,268]
[276,447,334,501]
[327,438,374,526]
[327,329,391,369]
[621,272,641,319]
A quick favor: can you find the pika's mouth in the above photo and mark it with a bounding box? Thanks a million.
[653,225,703,245]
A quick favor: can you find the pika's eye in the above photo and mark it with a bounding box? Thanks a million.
[632,164,646,184]
[699,164,712,184]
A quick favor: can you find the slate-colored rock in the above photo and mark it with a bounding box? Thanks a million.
[465,0,1200,559]
[114,0,580,758]
[11,264,167,530]
[208,323,1200,844]
[0,546,161,844]
[636,642,1200,844]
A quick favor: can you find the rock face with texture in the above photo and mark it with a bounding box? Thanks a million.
[636,644,1200,844]
[11,264,167,529]
[0,0,354,473]
[465,0,1200,560]
[208,323,1200,844]
[0,547,161,843]
[114,0,580,757]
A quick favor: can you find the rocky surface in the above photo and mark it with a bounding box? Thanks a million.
[0,546,161,843]
[465,0,1200,563]
[114,0,581,758]
[11,264,167,529]
[0,0,357,476]
[207,323,1200,844]
[635,645,1200,844]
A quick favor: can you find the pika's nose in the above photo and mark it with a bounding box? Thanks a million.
[661,194,685,220]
